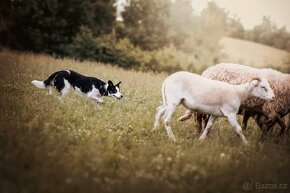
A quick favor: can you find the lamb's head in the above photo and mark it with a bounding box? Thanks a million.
[249,77,275,101]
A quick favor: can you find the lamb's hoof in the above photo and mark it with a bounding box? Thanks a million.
[198,136,207,142]
[169,137,177,142]
[242,140,249,146]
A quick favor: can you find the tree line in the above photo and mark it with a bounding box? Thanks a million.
[1,0,289,73]
[229,16,290,51]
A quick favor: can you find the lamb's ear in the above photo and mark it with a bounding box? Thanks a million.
[250,77,261,87]
[108,80,114,86]
[116,81,121,88]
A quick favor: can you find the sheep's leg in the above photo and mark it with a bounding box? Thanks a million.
[195,112,203,133]
[286,115,290,135]
[242,110,252,130]
[163,104,177,141]
[254,114,272,139]
[153,105,166,130]
[227,115,248,145]
[276,117,286,136]
[199,115,216,141]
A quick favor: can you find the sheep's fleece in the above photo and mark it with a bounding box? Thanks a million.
[202,63,290,119]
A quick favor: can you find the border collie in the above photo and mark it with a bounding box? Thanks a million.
[31,70,123,102]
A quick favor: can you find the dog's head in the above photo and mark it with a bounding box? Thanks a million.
[107,80,123,100]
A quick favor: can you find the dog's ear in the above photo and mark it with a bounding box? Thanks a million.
[116,81,121,88]
[108,80,114,86]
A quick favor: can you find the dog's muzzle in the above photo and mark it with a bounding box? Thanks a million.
[114,95,123,100]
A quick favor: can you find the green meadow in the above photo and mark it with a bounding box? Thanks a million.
[0,50,289,193]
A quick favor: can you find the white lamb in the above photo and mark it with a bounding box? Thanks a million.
[153,71,275,145]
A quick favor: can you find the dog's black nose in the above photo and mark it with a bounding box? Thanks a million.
[120,95,123,99]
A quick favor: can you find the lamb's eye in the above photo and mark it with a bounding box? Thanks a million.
[261,86,267,91]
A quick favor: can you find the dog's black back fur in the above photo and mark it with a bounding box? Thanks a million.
[44,70,108,95]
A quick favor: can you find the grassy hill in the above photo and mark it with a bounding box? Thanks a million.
[0,50,289,193]
[219,37,290,68]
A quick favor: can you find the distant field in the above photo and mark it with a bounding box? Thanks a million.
[219,37,290,68]
[0,50,289,193]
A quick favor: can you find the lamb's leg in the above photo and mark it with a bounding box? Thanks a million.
[178,109,193,121]
[153,105,166,130]
[199,115,216,141]
[202,114,209,132]
[227,114,248,145]
[163,104,177,141]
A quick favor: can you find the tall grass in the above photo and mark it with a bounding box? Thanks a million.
[0,50,289,193]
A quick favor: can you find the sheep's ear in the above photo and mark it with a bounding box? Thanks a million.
[116,81,121,88]
[250,78,260,87]
[108,80,114,86]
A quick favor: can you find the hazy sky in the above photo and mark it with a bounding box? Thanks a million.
[191,0,290,30]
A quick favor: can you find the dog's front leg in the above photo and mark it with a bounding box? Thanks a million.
[96,97,103,103]
[88,96,103,103]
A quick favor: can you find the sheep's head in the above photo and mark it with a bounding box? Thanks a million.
[249,77,275,101]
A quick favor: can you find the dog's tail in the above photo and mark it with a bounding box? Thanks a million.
[31,72,58,89]
[31,80,46,89]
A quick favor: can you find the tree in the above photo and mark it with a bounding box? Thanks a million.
[196,2,228,44]
[167,0,195,51]
[227,18,244,39]
[121,0,170,50]
[1,0,116,55]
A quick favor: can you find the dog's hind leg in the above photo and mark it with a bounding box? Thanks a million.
[48,87,52,95]
[56,79,70,101]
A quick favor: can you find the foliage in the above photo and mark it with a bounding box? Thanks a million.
[63,26,150,70]
[1,0,289,74]
[231,17,290,52]
[167,0,195,51]
[121,0,171,50]
[0,0,116,54]
[63,27,218,74]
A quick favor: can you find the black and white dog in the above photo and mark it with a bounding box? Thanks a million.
[31,70,123,102]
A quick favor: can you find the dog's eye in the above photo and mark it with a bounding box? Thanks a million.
[109,88,117,94]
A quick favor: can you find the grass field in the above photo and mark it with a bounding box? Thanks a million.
[219,37,290,68]
[0,50,289,193]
